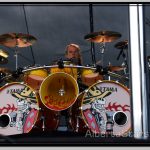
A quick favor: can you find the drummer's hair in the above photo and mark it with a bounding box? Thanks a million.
[65,43,80,53]
[65,43,83,65]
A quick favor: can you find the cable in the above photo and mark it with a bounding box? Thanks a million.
[22,4,36,65]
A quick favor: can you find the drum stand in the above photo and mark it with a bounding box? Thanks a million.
[99,42,106,67]
[14,48,19,70]
[106,111,114,136]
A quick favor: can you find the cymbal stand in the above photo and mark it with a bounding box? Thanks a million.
[99,42,106,67]
[14,49,19,70]
[108,62,111,81]
[121,48,128,75]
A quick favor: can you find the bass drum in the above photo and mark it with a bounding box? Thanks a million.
[0,82,39,136]
[69,92,88,134]
[31,92,60,132]
[81,80,131,136]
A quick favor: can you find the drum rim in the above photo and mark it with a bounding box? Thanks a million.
[0,82,39,134]
[80,80,131,136]
[22,65,96,73]
[39,72,79,111]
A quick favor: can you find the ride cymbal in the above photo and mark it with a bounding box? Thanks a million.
[84,31,121,43]
[0,33,37,48]
[115,40,128,49]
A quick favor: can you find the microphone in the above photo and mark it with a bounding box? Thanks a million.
[57,59,64,69]
[12,67,23,78]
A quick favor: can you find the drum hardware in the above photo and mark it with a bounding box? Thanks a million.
[115,40,128,50]
[0,68,13,83]
[147,56,150,69]
[105,111,114,136]
[115,40,129,75]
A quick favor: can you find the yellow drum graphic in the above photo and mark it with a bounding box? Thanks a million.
[50,66,78,80]
[40,72,79,111]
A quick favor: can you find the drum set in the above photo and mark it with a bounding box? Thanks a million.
[0,31,131,137]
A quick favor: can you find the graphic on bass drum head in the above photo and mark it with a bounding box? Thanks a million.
[0,82,39,136]
[81,80,131,136]
[40,72,79,111]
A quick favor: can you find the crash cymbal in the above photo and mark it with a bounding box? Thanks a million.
[0,33,37,48]
[84,31,121,43]
[0,56,8,64]
[115,40,128,49]
[108,66,125,72]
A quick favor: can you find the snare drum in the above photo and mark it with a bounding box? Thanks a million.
[0,82,39,136]
[81,80,131,136]
[81,67,103,86]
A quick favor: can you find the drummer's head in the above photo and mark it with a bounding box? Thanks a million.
[65,43,81,59]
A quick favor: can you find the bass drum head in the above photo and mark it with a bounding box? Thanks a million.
[0,82,39,136]
[40,72,79,111]
[81,80,131,136]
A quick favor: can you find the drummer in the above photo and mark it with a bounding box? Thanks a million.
[65,43,82,65]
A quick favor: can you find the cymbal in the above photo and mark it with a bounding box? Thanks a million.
[115,40,128,49]
[0,33,37,48]
[108,66,125,72]
[0,49,9,58]
[0,56,8,64]
[84,31,121,43]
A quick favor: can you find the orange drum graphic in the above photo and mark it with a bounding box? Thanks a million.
[0,82,39,136]
[81,80,131,136]
[40,72,79,111]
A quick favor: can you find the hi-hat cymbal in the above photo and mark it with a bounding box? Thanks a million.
[108,66,125,72]
[0,56,8,64]
[115,40,128,49]
[0,33,37,48]
[0,49,9,58]
[84,31,121,43]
